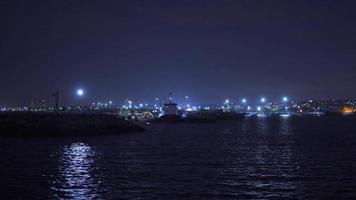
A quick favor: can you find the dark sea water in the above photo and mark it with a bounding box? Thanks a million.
[1,115,356,199]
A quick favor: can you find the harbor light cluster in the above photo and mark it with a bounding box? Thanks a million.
[2,89,355,118]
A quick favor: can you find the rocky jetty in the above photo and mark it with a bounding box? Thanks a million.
[0,112,145,136]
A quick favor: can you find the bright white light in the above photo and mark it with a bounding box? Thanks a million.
[109,101,113,104]
[139,103,143,107]
[242,99,247,103]
[280,114,291,118]
[225,99,229,104]
[77,89,84,96]
[247,106,251,110]
[283,97,288,102]
[261,98,266,103]
[257,106,262,111]
[185,96,189,99]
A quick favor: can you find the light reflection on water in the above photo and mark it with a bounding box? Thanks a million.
[52,142,102,199]
[279,116,292,135]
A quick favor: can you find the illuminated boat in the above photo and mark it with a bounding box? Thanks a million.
[155,93,182,123]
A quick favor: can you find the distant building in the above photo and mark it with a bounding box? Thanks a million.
[29,97,48,111]
[53,91,60,112]
[40,99,47,110]
[30,96,38,110]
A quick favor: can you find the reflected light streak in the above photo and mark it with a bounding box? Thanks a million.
[53,143,102,199]
[280,114,291,118]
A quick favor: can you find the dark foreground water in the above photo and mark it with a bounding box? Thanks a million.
[1,116,356,199]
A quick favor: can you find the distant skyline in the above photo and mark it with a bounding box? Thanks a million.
[1,0,356,106]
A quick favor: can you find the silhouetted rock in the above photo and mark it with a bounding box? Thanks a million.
[0,112,145,136]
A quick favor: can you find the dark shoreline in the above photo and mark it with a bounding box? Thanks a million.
[0,112,145,137]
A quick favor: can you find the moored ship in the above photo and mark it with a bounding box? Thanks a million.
[155,93,181,123]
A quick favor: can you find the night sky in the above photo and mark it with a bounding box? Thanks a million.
[1,0,356,106]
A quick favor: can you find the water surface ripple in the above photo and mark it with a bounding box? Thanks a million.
[0,116,356,199]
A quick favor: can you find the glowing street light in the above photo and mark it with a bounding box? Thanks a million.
[242,98,247,103]
[77,89,84,97]
[127,100,133,108]
[257,106,262,111]
[225,99,229,104]
[283,97,288,102]
[261,97,266,103]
